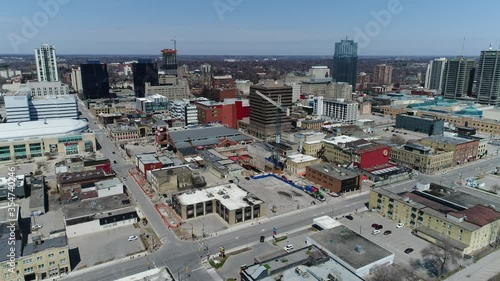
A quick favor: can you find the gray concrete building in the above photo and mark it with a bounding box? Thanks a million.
[395,114,444,135]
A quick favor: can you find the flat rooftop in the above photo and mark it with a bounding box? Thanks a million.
[323,135,359,146]
[310,225,394,269]
[176,183,263,210]
[287,153,319,164]
[136,153,161,164]
[0,118,89,141]
[62,193,131,220]
[307,163,358,180]
[424,135,475,145]
[169,126,247,142]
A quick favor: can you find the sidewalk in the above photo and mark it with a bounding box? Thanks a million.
[446,249,500,281]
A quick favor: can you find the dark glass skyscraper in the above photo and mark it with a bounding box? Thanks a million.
[442,56,475,100]
[132,60,159,98]
[332,39,358,88]
[80,61,110,100]
[476,50,500,105]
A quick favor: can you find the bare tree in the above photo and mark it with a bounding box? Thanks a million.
[390,135,406,145]
[370,265,400,281]
[421,241,461,277]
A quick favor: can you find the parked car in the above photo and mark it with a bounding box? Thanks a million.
[112,151,115,154]
[375,225,383,230]
[396,223,405,228]
[383,230,392,235]
[128,235,138,241]
[245,177,250,180]
[260,236,265,243]
[372,230,381,235]
[113,160,117,164]
[284,245,294,252]
[312,224,324,231]
[404,248,414,254]
[345,215,354,220]
[371,223,379,228]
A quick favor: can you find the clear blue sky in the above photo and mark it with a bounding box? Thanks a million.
[0,0,499,55]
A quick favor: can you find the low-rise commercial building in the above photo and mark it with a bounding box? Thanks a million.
[300,119,324,131]
[395,114,445,135]
[108,124,140,140]
[136,94,168,114]
[63,193,138,237]
[302,140,324,157]
[286,154,321,176]
[390,143,454,174]
[369,188,500,255]
[419,135,479,165]
[305,163,361,194]
[307,223,394,277]
[323,136,390,170]
[172,183,265,224]
[147,166,195,195]
[199,149,246,179]
[196,99,250,129]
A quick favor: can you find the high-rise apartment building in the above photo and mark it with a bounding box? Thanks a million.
[247,81,292,141]
[425,58,447,91]
[373,64,393,85]
[34,44,58,82]
[332,39,358,88]
[314,97,359,124]
[442,56,475,99]
[132,60,159,98]
[476,49,500,105]
[80,62,110,100]
[161,49,178,76]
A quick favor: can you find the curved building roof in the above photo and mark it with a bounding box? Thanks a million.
[455,106,483,117]
[0,118,89,141]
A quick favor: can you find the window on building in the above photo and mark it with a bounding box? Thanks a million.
[38,264,44,270]
[37,256,43,262]
[60,258,66,265]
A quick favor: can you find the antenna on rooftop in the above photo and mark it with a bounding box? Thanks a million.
[171,38,177,51]
[460,37,465,56]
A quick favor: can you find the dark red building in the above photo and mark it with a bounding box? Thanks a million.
[196,99,250,128]
[353,144,391,169]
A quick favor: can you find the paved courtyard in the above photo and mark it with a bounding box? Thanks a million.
[238,176,323,217]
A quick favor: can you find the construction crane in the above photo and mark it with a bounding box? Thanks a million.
[254,90,290,172]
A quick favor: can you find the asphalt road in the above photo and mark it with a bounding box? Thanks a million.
[65,100,500,281]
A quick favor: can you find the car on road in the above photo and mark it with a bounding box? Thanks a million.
[245,177,250,180]
[113,160,117,164]
[123,177,127,181]
[260,236,265,243]
[404,248,414,254]
[372,230,381,235]
[375,225,383,230]
[345,215,354,220]
[128,235,138,241]
[284,245,294,252]
[396,223,405,228]
[112,151,115,154]
[383,230,392,235]
[371,223,379,228]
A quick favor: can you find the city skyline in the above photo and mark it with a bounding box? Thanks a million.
[1,0,500,55]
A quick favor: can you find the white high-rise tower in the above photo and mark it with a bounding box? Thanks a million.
[35,44,59,82]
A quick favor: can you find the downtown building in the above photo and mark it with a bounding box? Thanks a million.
[5,93,78,123]
[332,39,358,88]
[313,96,359,124]
[132,60,159,98]
[196,99,250,129]
[34,44,58,82]
[442,56,475,99]
[476,49,500,105]
[372,64,393,85]
[161,49,178,76]
[246,81,293,141]
[80,62,110,100]
[425,58,447,91]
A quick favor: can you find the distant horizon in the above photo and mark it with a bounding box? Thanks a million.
[0,53,482,58]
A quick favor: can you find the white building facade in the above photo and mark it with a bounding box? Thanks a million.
[314,96,359,124]
[35,44,59,82]
[5,94,78,123]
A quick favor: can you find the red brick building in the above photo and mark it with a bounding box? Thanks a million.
[353,144,391,169]
[196,99,250,128]
[305,163,361,194]
[210,75,238,101]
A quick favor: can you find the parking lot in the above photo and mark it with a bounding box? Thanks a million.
[336,211,432,266]
[68,225,145,270]
[238,176,325,217]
